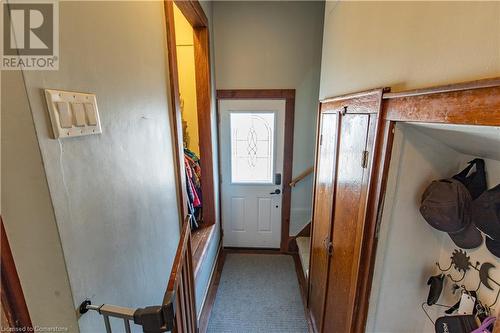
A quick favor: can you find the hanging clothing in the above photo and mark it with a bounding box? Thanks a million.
[185,157,201,207]
[184,148,202,229]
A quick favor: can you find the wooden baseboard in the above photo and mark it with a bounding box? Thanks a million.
[198,240,224,333]
[292,253,314,333]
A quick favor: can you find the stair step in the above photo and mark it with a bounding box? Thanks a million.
[296,236,310,278]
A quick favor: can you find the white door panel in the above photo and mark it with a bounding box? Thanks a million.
[219,99,285,248]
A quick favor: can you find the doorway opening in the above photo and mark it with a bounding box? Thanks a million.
[216,90,295,252]
[164,1,216,277]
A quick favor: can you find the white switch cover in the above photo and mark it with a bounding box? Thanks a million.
[84,103,98,126]
[44,89,102,138]
[56,102,72,128]
[72,103,86,127]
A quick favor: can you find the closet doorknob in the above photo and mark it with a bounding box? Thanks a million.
[324,237,333,256]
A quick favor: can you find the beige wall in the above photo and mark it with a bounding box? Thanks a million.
[213,1,325,235]
[2,70,78,331]
[174,4,200,156]
[320,1,500,99]
[2,2,181,332]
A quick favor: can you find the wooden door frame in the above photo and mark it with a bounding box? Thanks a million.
[216,89,296,252]
[1,217,32,330]
[316,89,386,333]
[163,0,216,228]
[317,78,500,333]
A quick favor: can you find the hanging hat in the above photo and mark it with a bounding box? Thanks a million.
[420,178,482,249]
[453,159,487,200]
[472,185,500,257]
[485,236,500,258]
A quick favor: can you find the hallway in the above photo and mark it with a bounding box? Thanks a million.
[207,253,308,333]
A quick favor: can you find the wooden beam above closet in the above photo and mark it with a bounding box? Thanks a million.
[383,77,500,125]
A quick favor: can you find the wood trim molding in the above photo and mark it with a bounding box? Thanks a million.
[382,77,500,125]
[193,27,216,226]
[216,89,296,252]
[1,218,32,330]
[173,0,208,28]
[320,88,390,105]
[383,77,500,99]
[164,0,217,227]
[163,0,189,226]
[320,88,389,115]
[217,89,295,100]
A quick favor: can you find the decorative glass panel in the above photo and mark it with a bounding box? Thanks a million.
[230,112,275,183]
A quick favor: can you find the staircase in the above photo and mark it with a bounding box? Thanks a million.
[296,236,310,278]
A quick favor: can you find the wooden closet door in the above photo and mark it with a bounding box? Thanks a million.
[323,113,376,333]
[308,112,339,331]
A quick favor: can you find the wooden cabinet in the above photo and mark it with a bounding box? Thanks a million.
[309,112,339,330]
[308,89,386,333]
[308,79,500,333]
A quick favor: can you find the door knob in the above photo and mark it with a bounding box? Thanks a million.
[270,189,281,195]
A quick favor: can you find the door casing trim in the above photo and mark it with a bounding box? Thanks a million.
[216,89,296,252]
[163,0,216,228]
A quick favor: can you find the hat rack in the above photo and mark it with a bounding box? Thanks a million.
[435,249,500,309]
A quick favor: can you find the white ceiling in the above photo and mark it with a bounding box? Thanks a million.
[406,122,500,161]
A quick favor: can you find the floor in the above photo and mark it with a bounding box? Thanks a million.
[207,253,309,333]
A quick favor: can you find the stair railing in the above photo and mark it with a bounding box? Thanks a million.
[289,166,314,187]
[79,218,196,333]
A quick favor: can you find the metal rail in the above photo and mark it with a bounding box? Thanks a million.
[79,300,174,333]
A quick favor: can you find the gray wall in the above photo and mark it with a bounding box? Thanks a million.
[320,1,500,98]
[213,1,325,235]
[2,70,78,331]
[3,2,185,332]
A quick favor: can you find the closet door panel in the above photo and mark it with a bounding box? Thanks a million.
[323,113,372,333]
[308,112,339,331]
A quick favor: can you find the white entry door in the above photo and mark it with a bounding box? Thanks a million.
[219,99,285,248]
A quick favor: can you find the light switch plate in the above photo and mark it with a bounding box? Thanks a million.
[44,89,102,138]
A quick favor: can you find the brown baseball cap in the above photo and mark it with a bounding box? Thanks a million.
[420,178,483,249]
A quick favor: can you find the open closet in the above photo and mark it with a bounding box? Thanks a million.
[367,123,500,332]
[307,79,500,333]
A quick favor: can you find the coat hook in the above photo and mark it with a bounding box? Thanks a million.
[342,106,348,115]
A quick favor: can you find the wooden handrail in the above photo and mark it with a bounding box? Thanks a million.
[289,167,314,187]
[163,217,197,333]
